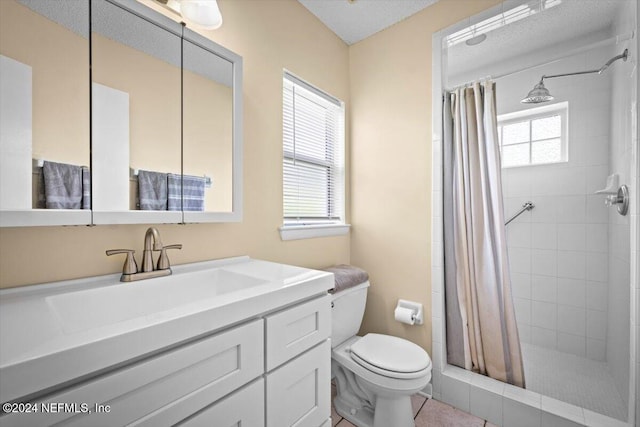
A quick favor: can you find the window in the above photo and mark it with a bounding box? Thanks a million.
[497,102,568,168]
[280,71,347,240]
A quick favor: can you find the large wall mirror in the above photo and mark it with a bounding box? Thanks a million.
[0,0,92,226]
[91,0,183,224]
[181,29,241,222]
[0,0,243,227]
[91,0,242,224]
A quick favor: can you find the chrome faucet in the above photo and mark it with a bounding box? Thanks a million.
[142,227,164,272]
[106,227,182,282]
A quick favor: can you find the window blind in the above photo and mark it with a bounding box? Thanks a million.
[283,72,344,224]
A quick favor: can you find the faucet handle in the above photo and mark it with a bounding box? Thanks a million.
[157,244,182,270]
[106,249,138,275]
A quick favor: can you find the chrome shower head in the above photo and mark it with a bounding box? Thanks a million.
[521,49,629,104]
[521,80,554,104]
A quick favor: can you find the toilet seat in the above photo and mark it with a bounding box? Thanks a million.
[350,333,431,380]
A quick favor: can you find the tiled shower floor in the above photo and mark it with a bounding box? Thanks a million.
[330,382,496,426]
[521,343,628,420]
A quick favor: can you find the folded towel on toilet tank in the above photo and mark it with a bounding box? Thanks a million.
[322,264,369,294]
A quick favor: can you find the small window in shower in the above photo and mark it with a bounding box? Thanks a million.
[497,102,568,168]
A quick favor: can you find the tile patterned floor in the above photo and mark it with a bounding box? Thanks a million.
[331,382,496,426]
[521,343,627,420]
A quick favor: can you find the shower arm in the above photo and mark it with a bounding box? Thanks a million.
[538,49,629,85]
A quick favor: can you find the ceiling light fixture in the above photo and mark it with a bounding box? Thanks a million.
[446,0,562,47]
[465,33,486,46]
[155,0,223,30]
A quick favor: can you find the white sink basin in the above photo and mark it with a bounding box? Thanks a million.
[0,256,335,404]
[47,269,268,334]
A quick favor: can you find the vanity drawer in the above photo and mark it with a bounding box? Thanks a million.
[176,378,264,427]
[2,319,263,427]
[265,294,331,371]
[266,339,330,427]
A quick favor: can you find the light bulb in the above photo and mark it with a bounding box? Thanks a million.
[180,0,222,30]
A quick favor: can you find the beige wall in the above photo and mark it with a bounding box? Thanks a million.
[183,70,233,212]
[0,0,350,287]
[93,34,182,177]
[93,33,232,211]
[0,0,504,357]
[349,0,501,352]
[0,0,89,167]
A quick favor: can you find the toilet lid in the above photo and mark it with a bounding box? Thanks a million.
[350,334,431,374]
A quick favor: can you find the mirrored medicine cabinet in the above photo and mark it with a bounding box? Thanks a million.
[0,0,243,227]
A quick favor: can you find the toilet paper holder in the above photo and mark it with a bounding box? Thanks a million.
[395,299,424,325]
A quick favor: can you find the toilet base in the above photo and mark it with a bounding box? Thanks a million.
[333,394,375,427]
[373,394,414,427]
[333,385,416,427]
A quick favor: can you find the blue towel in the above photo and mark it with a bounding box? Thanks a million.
[167,173,181,211]
[36,168,46,208]
[167,174,206,211]
[138,170,168,210]
[82,166,91,210]
[43,161,83,209]
[182,175,205,211]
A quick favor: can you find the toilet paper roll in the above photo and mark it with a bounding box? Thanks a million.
[394,306,415,325]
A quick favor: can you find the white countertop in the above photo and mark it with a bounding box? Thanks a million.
[0,256,334,403]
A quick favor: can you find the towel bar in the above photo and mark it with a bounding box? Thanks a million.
[505,201,534,226]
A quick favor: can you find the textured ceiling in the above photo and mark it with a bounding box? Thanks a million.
[448,0,627,78]
[298,0,440,45]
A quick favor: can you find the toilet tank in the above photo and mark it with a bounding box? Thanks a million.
[331,281,369,348]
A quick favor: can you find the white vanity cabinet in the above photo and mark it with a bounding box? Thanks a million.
[1,298,331,427]
[266,341,330,427]
[0,257,335,427]
[265,296,331,427]
[1,319,265,427]
[176,378,265,427]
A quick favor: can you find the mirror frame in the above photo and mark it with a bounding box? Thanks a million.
[0,0,242,227]
[92,0,243,225]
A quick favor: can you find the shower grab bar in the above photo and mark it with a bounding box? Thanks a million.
[505,202,535,226]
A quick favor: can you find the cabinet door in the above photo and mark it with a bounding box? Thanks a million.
[265,295,330,371]
[266,340,330,427]
[176,378,264,427]
[1,320,263,427]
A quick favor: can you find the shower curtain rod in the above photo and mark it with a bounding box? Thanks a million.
[445,31,634,92]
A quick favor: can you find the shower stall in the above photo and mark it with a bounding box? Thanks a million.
[431,0,638,425]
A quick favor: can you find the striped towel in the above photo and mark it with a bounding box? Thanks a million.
[82,166,91,210]
[182,175,205,211]
[167,174,206,211]
[167,173,181,211]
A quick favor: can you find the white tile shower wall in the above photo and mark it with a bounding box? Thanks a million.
[608,0,637,415]
[432,3,638,426]
[500,45,613,361]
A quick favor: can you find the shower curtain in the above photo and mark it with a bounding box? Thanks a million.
[442,81,525,387]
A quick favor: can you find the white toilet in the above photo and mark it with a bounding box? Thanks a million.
[331,281,432,427]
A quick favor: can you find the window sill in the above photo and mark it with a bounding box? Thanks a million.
[279,223,351,241]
